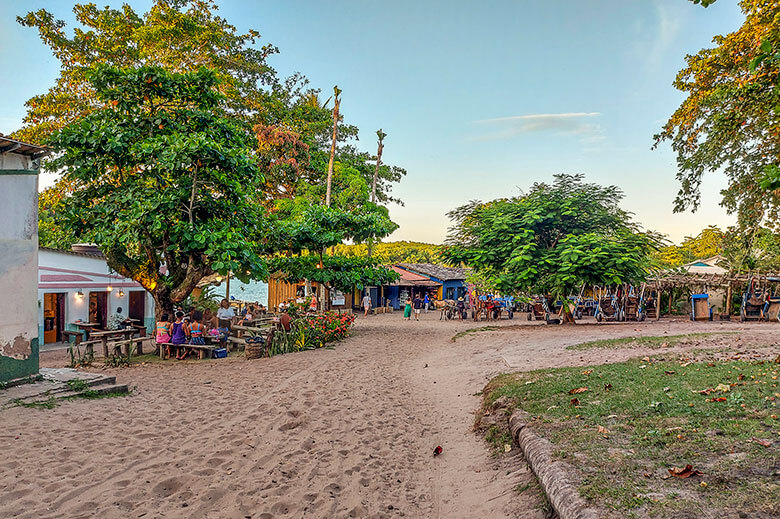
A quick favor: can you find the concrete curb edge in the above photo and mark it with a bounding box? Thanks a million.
[509,410,600,519]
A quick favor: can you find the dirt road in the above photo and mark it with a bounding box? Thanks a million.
[2,313,777,518]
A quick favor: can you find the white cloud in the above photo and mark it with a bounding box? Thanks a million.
[471,112,604,142]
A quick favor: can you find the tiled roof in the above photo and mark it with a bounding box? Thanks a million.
[397,263,469,281]
[0,135,50,158]
[389,265,441,286]
[40,246,104,259]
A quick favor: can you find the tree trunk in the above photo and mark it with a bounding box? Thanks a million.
[561,306,577,325]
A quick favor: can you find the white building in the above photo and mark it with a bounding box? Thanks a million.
[38,246,155,345]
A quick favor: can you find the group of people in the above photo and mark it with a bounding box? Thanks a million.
[154,299,267,359]
[155,308,208,360]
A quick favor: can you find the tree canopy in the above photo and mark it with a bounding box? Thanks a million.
[655,0,780,227]
[444,175,660,302]
[655,226,725,267]
[47,65,266,317]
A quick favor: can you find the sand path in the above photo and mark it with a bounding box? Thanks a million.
[2,313,778,518]
[1,313,541,519]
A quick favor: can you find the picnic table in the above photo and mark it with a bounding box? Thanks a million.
[89,329,136,357]
[61,330,85,346]
[71,322,100,340]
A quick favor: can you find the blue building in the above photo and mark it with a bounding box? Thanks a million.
[396,263,470,302]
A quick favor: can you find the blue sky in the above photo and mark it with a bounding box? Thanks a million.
[0,0,744,244]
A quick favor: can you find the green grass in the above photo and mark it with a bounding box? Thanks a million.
[12,397,58,409]
[565,332,737,351]
[482,356,780,518]
[12,379,129,409]
[451,326,500,342]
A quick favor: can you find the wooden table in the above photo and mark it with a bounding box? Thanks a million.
[71,322,100,340]
[61,330,84,346]
[90,329,135,357]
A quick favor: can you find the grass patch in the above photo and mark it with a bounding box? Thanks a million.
[451,326,500,342]
[565,332,737,351]
[13,397,58,409]
[482,356,780,518]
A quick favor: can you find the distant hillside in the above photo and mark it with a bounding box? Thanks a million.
[333,241,443,264]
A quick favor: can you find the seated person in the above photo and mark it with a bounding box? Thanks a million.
[108,307,128,330]
[155,313,171,346]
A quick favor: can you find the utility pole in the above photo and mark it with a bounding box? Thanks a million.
[325,86,341,208]
[368,129,386,259]
[371,129,386,203]
[322,86,341,311]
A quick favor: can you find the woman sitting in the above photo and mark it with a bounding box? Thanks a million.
[177,310,205,360]
[170,311,187,359]
[155,313,171,354]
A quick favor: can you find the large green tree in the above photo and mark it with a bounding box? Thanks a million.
[656,0,780,226]
[444,175,659,322]
[48,65,266,319]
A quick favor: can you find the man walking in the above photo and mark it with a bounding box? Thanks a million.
[412,294,424,321]
[423,293,430,313]
[362,292,372,317]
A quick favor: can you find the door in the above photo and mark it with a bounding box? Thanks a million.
[43,293,67,343]
[43,293,57,344]
[129,291,145,321]
[89,291,108,329]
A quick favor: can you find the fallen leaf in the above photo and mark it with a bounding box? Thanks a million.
[715,383,731,393]
[668,465,703,478]
[680,362,691,367]
[738,374,746,381]
[604,383,613,391]
[582,369,593,376]
[569,387,588,395]
[750,437,772,448]
[707,397,727,402]
[665,370,676,375]
[597,425,610,434]
[433,446,443,457]
[700,481,708,488]
[570,398,580,406]
[642,356,651,362]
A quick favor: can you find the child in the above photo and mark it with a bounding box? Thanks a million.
[170,311,187,359]
[155,313,171,354]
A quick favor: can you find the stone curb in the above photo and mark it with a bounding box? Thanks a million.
[509,410,600,519]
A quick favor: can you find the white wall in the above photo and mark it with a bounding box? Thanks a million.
[0,161,39,379]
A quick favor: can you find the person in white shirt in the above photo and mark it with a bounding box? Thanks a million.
[362,293,372,316]
[216,299,235,345]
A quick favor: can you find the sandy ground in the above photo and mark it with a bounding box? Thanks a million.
[1,313,779,519]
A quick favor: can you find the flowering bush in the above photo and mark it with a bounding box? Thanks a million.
[296,312,356,348]
[266,311,356,356]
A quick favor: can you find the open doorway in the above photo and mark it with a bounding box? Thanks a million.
[89,291,108,329]
[43,292,66,344]
[128,291,145,321]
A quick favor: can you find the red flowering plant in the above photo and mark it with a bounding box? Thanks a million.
[295,311,356,348]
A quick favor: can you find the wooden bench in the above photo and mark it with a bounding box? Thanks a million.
[77,339,102,356]
[108,337,152,357]
[156,342,217,360]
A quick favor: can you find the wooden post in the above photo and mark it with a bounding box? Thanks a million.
[655,285,661,320]
[668,288,673,316]
[101,335,109,358]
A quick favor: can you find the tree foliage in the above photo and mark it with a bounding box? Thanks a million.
[655,0,780,226]
[267,256,399,291]
[47,65,266,317]
[655,226,725,267]
[333,241,443,264]
[444,175,660,298]
[15,0,277,144]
